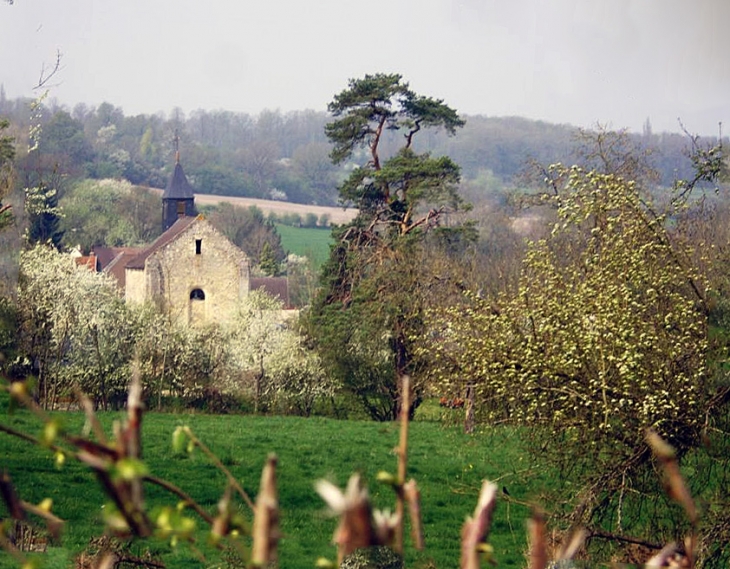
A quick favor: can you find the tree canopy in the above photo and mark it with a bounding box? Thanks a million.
[305,73,470,420]
[421,161,729,556]
[325,73,464,224]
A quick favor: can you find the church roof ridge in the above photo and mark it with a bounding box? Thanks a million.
[126,216,198,269]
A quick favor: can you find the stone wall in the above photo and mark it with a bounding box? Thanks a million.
[124,268,146,305]
[126,219,250,325]
[154,220,249,325]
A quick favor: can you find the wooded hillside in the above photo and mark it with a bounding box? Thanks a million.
[0,94,715,210]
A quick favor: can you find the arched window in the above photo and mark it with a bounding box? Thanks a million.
[190,288,205,300]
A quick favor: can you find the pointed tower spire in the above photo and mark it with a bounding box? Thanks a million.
[162,133,196,232]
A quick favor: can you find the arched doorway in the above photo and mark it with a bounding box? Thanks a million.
[189,288,206,324]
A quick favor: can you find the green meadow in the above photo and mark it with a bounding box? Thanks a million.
[275,224,333,270]
[0,404,545,569]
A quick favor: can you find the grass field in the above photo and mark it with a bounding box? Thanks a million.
[0,403,547,569]
[275,224,334,269]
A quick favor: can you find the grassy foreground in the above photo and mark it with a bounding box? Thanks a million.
[0,406,545,569]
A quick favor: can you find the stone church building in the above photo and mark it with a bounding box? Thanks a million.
[124,215,250,325]
[96,152,253,325]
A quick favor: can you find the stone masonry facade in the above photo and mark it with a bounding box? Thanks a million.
[125,216,250,326]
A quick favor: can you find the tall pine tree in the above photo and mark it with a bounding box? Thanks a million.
[305,73,468,420]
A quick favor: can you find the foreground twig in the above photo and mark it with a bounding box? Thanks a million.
[316,474,377,565]
[461,480,498,569]
[179,426,255,512]
[142,474,214,525]
[403,479,424,551]
[646,429,698,567]
[251,454,280,567]
[527,509,548,569]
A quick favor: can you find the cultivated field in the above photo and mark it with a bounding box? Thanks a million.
[147,188,359,225]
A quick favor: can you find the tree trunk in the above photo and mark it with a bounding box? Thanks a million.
[464,383,475,434]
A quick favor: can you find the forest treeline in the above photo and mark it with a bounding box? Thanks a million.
[0,89,713,208]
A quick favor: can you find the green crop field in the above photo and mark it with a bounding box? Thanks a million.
[0,404,547,569]
[275,224,333,269]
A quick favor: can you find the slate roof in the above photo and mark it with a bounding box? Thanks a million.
[162,161,195,200]
[125,216,199,270]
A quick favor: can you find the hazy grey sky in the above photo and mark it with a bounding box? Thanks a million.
[1,0,728,135]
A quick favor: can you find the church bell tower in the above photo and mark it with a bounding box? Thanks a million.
[162,135,196,231]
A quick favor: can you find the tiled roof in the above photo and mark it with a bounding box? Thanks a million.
[94,246,140,270]
[162,162,195,200]
[74,254,99,272]
[104,248,144,288]
[125,216,199,270]
[250,277,291,308]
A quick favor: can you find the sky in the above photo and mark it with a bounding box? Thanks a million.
[1,0,728,135]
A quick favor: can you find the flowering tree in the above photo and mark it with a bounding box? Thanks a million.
[228,290,334,414]
[16,249,330,414]
[264,331,334,416]
[18,245,133,408]
[131,305,233,410]
[422,165,715,547]
[0,119,14,232]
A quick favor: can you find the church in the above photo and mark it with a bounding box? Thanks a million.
[95,151,253,326]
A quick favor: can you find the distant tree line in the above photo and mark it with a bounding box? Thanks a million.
[0,90,719,211]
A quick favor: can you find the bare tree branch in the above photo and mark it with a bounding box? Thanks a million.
[34,50,63,90]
